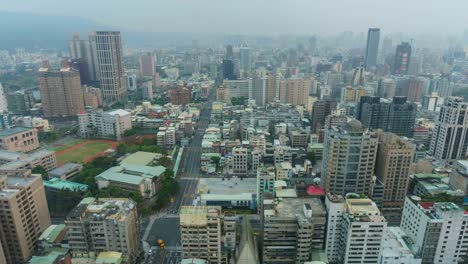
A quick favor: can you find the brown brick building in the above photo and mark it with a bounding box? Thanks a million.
[170,86,190,106]
[38,65,85,117]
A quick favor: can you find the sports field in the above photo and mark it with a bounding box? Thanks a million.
[53,139,118,165]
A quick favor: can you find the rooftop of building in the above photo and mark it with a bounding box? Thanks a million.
[43,178,89,192]
[120,151,162,166]
[0,126,33,137]
[274,197,326,222]
[96,251,123,264]
[0,149,55,170]
[346,198,385,222]
[49,163,82,175]
[29,251,69,264]
[38,224,67,244]
[197,177,256,195]
[107,109,130,116]
[381,227,416,258]
[67,197,136,222]
[179,206,222,226]
[95,164,166,185]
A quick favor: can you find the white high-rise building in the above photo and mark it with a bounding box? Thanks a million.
[325,194,387,264]
[239,46,251,72]
[0,83,8,112]
[429,97,468,161]
[400,196,468,264]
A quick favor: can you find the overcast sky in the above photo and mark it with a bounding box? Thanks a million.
[0,0,466,35]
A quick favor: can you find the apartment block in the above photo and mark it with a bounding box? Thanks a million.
[375,132,414,225]
[65,198,139,261]
[325,195,387,264]
[78,109,132,140]
[0,127,40,153]
[180,206,231,264]
[262,196,327,264]
[400,196,468,264]
[0,170,51,264]
[38,65,85,117]
[429,97,468,161]
[232,147,248,175]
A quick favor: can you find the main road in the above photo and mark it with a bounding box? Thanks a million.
[143,93,214,264]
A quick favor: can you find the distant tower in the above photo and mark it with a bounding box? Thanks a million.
[393,42,412,75]
[364,28,380,70]
[92,31,127,102]
[226,45,234,60]
[0,83,8,113]
[239,46,252,72]
[139,52,156,77]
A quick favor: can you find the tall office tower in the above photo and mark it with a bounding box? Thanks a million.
[321,120,378,196]
[0,83,8,112]
[381,37,393,57]
[92,31,127,102]
[0,170,51,264]
[351,66,366,86]
[406,77,424,102]
[139,52,156,77]
[69,32,83,59]
[266,73,276,103]
[239,46,251,72]
[430,97,468,161]
[325,195,387,264]
[38,64,85,117]
[66,198,139,262]
[375,132,414,225]
[222,59,235,80]
[253,76,268,107]
[400,197,468,264]
[262,195,326,264]
[311,100,338,132]
[437,77,452,100]
[364,28,380,70]
[226,45,233,60]
[393,42,412,75]
[68,33,99,83]
[355,96,417,138]
[378,78,396,98]
[180,206,231,264]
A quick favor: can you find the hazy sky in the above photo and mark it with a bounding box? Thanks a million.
[0,0,466,35]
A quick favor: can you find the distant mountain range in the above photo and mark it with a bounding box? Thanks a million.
[0,11,105,50]
[0,11,229,51]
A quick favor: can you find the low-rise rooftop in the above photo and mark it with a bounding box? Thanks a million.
[197,177,256,195]
[67,198,136,222]
[43,178,89,192]
[0,126,33,137]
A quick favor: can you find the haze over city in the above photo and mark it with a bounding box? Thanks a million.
[1,1,468,264]
[1,0,468,35]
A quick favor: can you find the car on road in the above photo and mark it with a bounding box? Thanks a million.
[157,239,166,249]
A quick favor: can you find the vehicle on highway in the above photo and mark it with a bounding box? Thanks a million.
[157,239,166,249]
